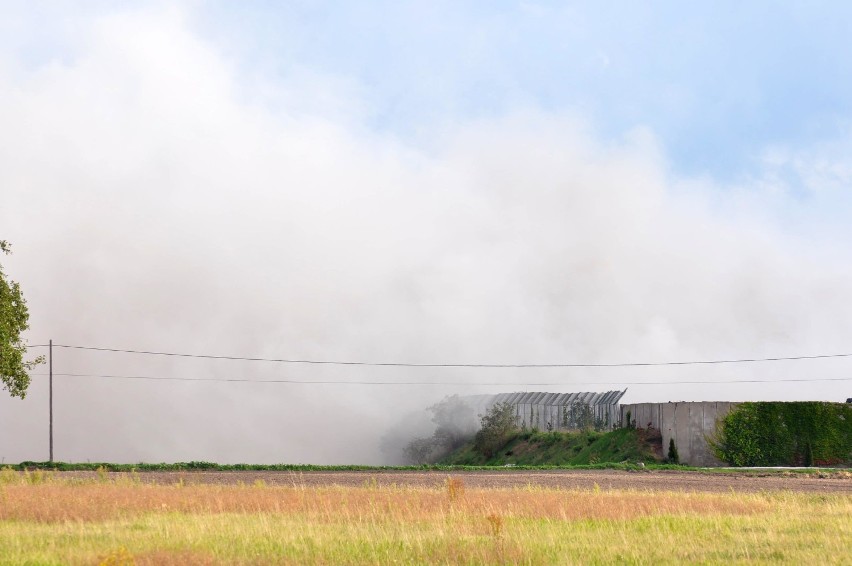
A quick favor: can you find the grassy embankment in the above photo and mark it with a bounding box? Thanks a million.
[0,468,849,564]
[9,423,843,473]
[441,427,663,466]
[10,428,664,474]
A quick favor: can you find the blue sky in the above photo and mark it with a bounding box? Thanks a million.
[7,1,852,185]
[188,1,852,182]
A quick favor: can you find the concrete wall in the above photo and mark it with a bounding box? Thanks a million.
[464,391,625,433]
[620,402,739,466]
[513,401,621,432]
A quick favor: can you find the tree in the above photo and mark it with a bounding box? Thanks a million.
[560,401,595,431]
[402,436,436,465]
[428,395,477,453]
[401,395,478,464]
[0,241,42,398]
[571,400,594,431]
[473,402,518,458]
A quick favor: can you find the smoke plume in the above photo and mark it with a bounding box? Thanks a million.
[1,8,851,464]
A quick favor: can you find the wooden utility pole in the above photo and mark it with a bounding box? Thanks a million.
[49,339,53,463]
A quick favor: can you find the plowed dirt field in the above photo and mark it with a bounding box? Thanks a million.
[61,469,851,493]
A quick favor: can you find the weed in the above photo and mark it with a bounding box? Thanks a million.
[446,477,464,502]
[25,469,48,485]
[98,546,135,566]
[668,438,680,464]
[486,513,503,537]
[0,467,19,485]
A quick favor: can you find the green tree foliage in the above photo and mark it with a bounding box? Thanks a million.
[571,401,595,431]
[711,402,852,466]
[473,402,518,458]
[402,395,477,464]
[428,395,477,453]
[0,241,42,398]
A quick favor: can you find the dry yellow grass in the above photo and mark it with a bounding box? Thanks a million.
[0,482,765,523]
[0,471,848,565]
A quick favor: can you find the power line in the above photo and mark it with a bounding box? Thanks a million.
[26,342,852,368]
[31,372,852,386]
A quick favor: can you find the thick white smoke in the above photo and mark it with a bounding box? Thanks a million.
[1,8,851,464]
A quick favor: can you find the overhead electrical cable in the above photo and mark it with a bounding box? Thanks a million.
[31,372,852,386]
[26,342,852,368]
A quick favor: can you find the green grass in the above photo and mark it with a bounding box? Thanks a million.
[14,460,675,472]
[0,477,848,565]
[440,427,664,466]
[12,460,845,475]
[6,509,847,565]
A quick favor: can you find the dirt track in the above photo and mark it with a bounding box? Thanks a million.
[68,470,852,494]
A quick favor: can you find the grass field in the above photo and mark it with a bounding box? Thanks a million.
[0,469,849,565]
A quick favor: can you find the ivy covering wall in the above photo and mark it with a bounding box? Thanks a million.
[712,402,851,466]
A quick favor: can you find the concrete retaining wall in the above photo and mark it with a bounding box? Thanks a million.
[620,402,739,466]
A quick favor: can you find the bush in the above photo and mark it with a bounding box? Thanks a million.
[667,438,679,464]
[473,402,518,458]
[401,395,477,464]
[428,395,477,454]
[711,402,852,467]
[403,437,437,465]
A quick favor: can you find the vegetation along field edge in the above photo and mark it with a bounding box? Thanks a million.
[8,461,845,474]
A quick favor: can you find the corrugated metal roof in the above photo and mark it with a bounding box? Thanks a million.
[466,390,625,408]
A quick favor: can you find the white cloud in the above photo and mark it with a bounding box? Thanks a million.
[761,132,852,196]
[1,7,851,464]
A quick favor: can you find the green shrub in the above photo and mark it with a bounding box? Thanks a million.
[473,402,518,458]
[711,402,852,466]
[667,438,679,464]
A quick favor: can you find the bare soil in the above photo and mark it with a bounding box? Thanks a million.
[62,469,852,493]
